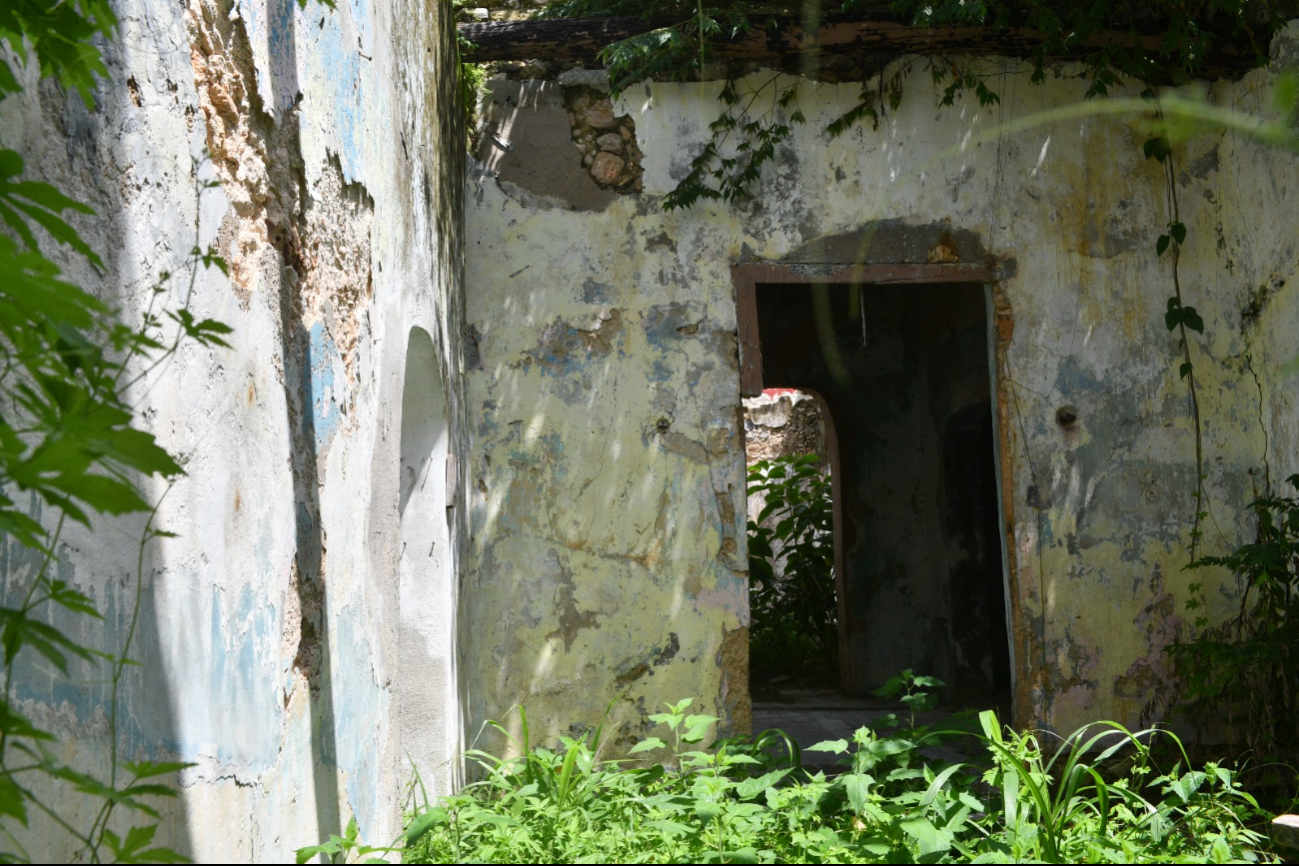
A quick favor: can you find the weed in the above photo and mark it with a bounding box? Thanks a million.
[377,675,1280,864]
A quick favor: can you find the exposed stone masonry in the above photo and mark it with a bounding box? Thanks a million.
[558,69,643,192]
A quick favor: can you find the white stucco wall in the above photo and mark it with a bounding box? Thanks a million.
[465,24,1299,738]
[0,0,465,859]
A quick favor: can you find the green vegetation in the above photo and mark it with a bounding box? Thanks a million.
[746,455,837,687]
[540,0,1282,208]
[366,675,1278,864]
[1168,475,1299,793]
[1,0,233,861]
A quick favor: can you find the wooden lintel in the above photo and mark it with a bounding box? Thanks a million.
[458,16,1262,79]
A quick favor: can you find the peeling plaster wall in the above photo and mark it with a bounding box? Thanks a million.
[466,21,1299,738]
[0,0,464,858]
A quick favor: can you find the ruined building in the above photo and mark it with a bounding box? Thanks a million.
[3,0,1298,858]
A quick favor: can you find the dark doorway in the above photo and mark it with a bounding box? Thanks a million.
[747,280,1011,707]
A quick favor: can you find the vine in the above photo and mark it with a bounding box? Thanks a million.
[541,0,1282,207]
[1145,134,1208,569]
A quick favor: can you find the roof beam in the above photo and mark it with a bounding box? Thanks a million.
[457,16,1264,79]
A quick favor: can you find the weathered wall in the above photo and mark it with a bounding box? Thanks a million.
[466,22,1299,737]
[0,0,465,858]
[743,390,826,466]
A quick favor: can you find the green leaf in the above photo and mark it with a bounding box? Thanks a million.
[1179,361,1193,379]
[1156,234,1170,256]
[0,774,28,826]
[844,773,874,812]
[0,150,23,179]
[629,736,667,754]
[919,763,965,807]
[643,819,693,837]
[123,760,195,781]
[805,739,849,753]
[682,713,718,743]
[1143,136,1172,163]
[1170,221,1187,245]
[1165,301,1182,331]
[403,807,448,843]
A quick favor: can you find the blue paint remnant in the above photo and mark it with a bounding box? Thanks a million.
[331,610,389,841]
[236,0,301,115]
[237,0,368,178]
[1054,356,1106,400]
[348,0,373,57]
[308,322,343,450]
[642,303,704,383]
[520,311,624,379]
[315,13,366,181]
[641,302,705,345]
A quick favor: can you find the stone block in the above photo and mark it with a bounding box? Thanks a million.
[1274,815,1299,851]
[595,132,624,153]
[590,152,625,185]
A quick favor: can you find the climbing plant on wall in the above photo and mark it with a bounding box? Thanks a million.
[533,7,1292,586]
[540,0,1283,208]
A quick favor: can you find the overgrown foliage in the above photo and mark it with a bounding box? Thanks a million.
[371,676,1277,864]
[746,455,837,685]
[0,2,233,861]
[1168,474,1299,783]
[541,0,1283,208]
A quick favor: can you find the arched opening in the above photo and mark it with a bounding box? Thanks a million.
[397,327,458,794]
[743,389,845,700]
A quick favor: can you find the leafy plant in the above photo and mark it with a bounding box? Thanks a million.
[0,1,236,860]
[390,678,1280,864]
[1167,474,1299,774]
[746,454,837,684]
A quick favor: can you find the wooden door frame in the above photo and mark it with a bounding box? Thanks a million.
[733,260,1017,711]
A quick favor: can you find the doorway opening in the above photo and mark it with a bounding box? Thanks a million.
[739,270,1012,712]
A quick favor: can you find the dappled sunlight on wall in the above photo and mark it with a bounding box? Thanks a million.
[462,185,751,751]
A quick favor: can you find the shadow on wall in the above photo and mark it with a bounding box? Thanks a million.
[267,0,342,844]
[397,328,460,797]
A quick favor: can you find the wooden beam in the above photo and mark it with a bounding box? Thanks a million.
[458,16,1263,78]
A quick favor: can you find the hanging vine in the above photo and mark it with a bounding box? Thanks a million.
[538,0,1282,207]
[1145,134,1208,567]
